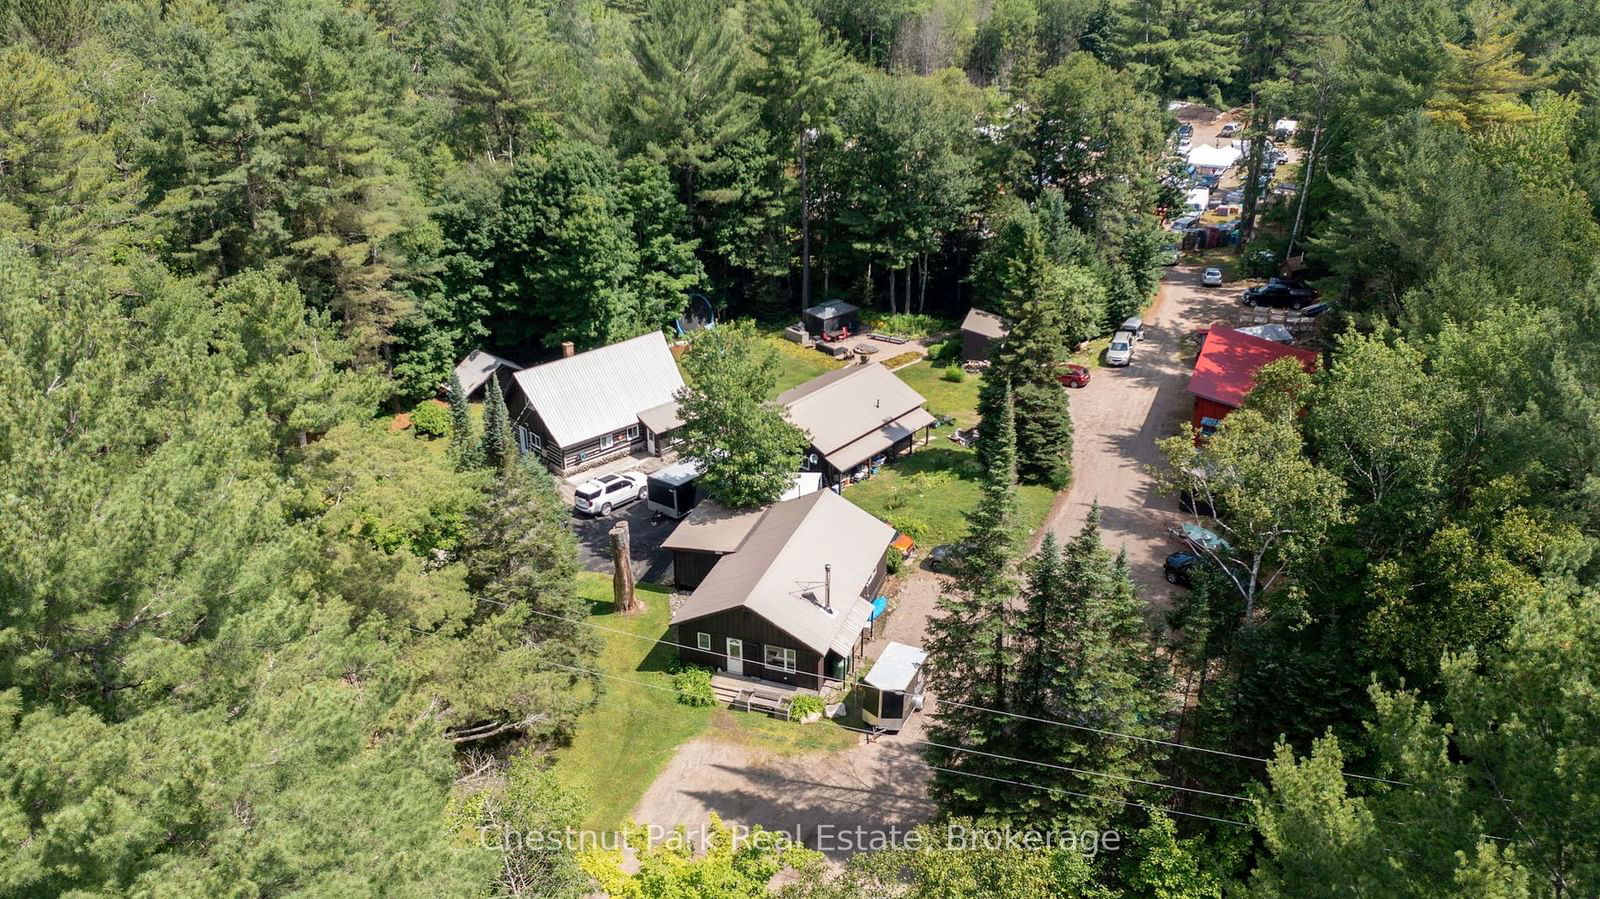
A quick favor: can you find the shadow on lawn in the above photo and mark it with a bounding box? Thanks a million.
[888,446,984,482]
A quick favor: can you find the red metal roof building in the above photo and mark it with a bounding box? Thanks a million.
[1187,326,1319,435]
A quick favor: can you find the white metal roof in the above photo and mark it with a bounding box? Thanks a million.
[510,331,684,447]
[863,642,926,692]
[452,349,522,397]
[649,459,703,487]
[671,490,893,656]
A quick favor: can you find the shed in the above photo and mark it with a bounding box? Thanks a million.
[858,642,926,732]
[959,308,1010,362]
[801,299,861,339]
[451,349,522,399]
[1188,326,1319,432]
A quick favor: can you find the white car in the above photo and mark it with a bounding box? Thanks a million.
[1202,267,1224,287]
[574,472,647,516]
[1105,331,1136,367]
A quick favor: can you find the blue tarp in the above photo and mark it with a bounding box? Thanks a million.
[869,596,889,621]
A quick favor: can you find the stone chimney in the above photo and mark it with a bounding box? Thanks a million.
[561,341,575,358]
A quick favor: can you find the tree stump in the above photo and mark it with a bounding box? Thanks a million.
[610,521,640,615]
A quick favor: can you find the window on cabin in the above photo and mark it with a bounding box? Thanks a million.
[696,632,711,651]
[764,645,797,672]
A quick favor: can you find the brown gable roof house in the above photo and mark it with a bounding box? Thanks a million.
[670,489,895,688]
[778,363,935,486]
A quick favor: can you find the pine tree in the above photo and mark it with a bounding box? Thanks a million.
[480,372,515,471]
[446,371,482,470]
[1425,1,1552,132]
[620,0,758,213]
[975,215,1075,487]
[924,381,1021,815]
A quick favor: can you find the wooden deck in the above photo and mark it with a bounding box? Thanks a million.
[711,672,816,719]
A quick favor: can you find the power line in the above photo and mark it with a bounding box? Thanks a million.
[539,660,1256,830]
[504,600,1411,788]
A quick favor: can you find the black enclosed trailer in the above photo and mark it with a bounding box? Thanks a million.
[646,460,704,520]
[858,641,927,732]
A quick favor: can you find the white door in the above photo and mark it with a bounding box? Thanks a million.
[646,430,657,455]
[726,638,744,676]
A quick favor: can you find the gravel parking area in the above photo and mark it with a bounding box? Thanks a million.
[1042,263,1241,615]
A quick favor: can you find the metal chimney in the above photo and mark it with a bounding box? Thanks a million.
[824,564,832,612]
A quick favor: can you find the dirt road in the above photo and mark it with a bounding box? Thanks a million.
[1045,264,1239,613]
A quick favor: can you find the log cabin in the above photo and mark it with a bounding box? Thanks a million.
[501,331,685,475]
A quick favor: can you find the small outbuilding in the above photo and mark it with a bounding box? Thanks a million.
[959,308,1010,362]
[858,642,927,732]
[450,349,522,399]
[801,299,861,340]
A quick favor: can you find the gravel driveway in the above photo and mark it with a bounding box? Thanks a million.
[1043,263,1240,615]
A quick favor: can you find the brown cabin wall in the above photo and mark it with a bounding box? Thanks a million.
[675,607,828,689]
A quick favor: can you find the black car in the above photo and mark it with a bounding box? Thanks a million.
[1242,283,1315,308]
[1178,489,1218,518]
[1164,551,1201,588]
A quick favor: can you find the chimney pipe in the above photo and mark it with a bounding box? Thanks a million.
[824,564,832,612]
[560,341,575,358]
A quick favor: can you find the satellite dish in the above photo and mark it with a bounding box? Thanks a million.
[675,293,716,335]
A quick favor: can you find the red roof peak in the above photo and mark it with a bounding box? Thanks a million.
[1187,326,1318,410]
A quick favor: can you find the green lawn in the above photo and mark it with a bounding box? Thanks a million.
[893,360,983,428]
[844,361,1056,547]
[553,573,853,833]
[763,336,843,397]
[674,334,842,400]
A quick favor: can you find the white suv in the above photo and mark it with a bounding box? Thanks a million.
[574,472,647,516]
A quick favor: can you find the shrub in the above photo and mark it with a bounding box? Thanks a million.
[888,515,930,543]
[410,401,451,438]
[942,367,966,383]
[789,694,825,722]
[885,546,905,575]
[930,339,962,364]
[672,666,716,707]
[860,312,956,340]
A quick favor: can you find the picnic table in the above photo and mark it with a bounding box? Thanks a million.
[735,688,794,720]
[868,332,909,345]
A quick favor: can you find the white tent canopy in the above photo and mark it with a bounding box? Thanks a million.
[1274,118,1299,135]
[1187,144,1241,170]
